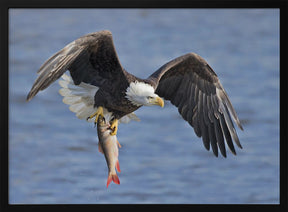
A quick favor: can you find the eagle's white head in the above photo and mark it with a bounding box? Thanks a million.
[125,81,164,107]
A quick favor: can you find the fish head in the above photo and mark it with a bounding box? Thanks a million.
[97,115,107,127]
[97,115,112,139]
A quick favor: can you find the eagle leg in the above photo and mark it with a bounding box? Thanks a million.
[87,106,104,124]
[109,119,119,136]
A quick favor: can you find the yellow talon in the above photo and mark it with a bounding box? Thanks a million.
[109,119,118,136]
[87,106,104,124]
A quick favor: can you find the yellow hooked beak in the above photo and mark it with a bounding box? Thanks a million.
[151,96,164,108]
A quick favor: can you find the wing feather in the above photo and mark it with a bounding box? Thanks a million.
[213,114,226,157]
[148,52,243,157]
[27,30,128,101]
[208,122,218,157]
[219,113,236,155]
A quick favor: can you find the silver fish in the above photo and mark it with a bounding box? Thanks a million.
[97,115,121,187]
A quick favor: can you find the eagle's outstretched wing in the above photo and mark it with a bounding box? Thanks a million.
[27,30,128,101]
[148,53,243,157]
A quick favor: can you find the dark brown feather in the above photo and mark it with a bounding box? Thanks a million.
[27,30,130,102]
[148,52,243,157]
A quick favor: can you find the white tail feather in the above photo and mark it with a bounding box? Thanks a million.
[69,102,86,113]
[62,96,82,105]
[76,107,96,120]
[58,74,99,121]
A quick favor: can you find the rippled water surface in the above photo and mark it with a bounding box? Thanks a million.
[9,9,279,204]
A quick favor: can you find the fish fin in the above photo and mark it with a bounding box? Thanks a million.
[98,142,104,154]
[116,160,121,172]
[117,140,122,148]
[107,173,120,188]
[107,175,112,188]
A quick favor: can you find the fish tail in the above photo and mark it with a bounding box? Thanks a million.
[107,173,120,188]
[116,160,121,172]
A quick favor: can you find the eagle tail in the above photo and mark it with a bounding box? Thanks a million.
[58,73,99,121]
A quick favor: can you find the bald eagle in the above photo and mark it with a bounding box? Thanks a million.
[27,30,243,157]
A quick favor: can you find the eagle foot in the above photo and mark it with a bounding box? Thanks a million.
[109,119,118,136]
[87,106,104,125]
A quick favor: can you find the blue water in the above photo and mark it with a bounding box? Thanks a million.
[9,9,279,204]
